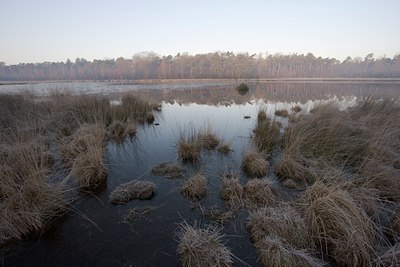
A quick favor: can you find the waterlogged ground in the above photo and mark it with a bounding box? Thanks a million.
[2,81,400,266]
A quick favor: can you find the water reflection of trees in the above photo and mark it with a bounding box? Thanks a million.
[132,82,400,105]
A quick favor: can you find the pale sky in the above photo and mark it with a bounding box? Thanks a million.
[1,0,399,65]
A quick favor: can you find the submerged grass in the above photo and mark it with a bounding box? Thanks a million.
[151,162,183,178]
[109,180,156,204]
[177,222,234,267]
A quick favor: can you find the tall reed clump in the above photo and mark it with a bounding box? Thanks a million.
[276,103,369,184]
[177,222,234,267]
[0,94,69,245]
[254,111,280,154]
[247,204,321,267]
[300,181,375,266]
[60,124,108,191]
[0,134,67,245]
[178,129,201,162]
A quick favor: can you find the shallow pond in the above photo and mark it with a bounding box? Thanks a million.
[2,81,400,266]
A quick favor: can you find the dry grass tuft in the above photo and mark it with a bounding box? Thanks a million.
[221,174,243,208]
[151,162,183,178]
[181,173,207,200]
[300,181,375,266]
[109,180,156,204]
[177,222,234,267]
[275,109,289,117]
[254,115,280,154]
[255,235,324,267]
[243,179,276,208]
[242,150,269,177]
[248,204,310,249]
[178,130,201,162]
[198,130,220,150]
[0,136,67,245]
[257,110,267,123]
[71,146,108,191]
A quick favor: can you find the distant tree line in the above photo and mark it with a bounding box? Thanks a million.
[1,51,400,81]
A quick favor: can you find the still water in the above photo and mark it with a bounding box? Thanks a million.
[1,81,400,266]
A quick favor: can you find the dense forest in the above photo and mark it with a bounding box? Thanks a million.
[1,52,400,81]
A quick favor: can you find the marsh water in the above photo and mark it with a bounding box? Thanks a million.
[1,80,400,266]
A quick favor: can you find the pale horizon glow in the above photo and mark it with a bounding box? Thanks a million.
[1,0,399,65]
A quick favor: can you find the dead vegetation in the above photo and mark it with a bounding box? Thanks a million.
[177,222,234,267]
[248,204,311,249]
[181,173,207,200]
[243,179,276,208]
[242,150,269,177]
[151,162,183,178]
[254,113,280,154]
[109,180,156,204]
[124,206,158,221]
[300,181,375,266]
[255,235,324,267]
[220,174,243,208]
[198,129,220,150]
[0,92,156,245]
[178,129,201,162]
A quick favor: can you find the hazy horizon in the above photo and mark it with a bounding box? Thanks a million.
[1,0,400,65]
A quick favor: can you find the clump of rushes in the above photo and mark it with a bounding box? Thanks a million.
[300,181,374,266]
[61,124,108,191]
[257,110,267,123]
[220,174,243,208]
[181,173,207,200]
[254,115,280,154]
[178,129,201,162]
[0,137,67,245]
[275,109,289,117]
[109,180,156,204]
[177,222,234,267]
[247,204,311,249]
[242,150,269,177]
[71,144,108,191]
[198,129,220,150]
[255,235,324,267]
[151,162,183,178]
[107,121,127,143]
[243,179,276,208]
